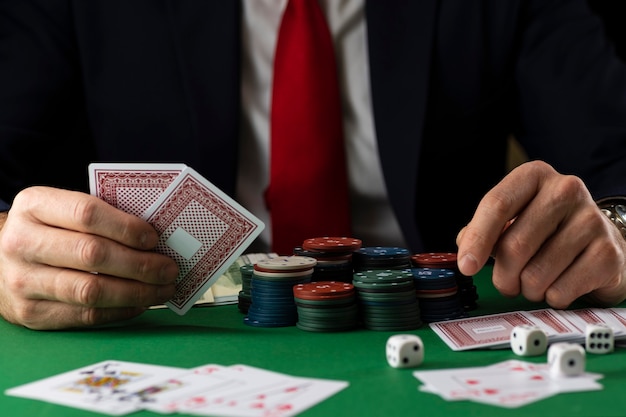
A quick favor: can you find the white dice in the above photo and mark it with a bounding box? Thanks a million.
[548,342,586,377]
[386,334,424,368]
[509,324,548,356]
[585,323,614,354]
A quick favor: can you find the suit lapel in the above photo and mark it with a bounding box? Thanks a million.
[366,0,438,250]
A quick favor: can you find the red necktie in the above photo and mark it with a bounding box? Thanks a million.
[267,0,351,255]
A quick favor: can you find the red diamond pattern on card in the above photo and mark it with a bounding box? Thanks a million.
[94,170,181,217]
[145,174,261,311]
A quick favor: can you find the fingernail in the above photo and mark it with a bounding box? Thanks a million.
[139,231,150,249]
[459,253,478,275]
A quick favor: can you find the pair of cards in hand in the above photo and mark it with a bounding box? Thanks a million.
[88,163,265,315]
[6,360,348,416]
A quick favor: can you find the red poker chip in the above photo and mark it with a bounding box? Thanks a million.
[293,292,356,301]
[293,281,355,298]
[415,288,459,298]
[302,237,362,252]
[411,252,457,268]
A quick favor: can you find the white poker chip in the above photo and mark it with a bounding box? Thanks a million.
[252,268,315,279]
[254,255,317,271]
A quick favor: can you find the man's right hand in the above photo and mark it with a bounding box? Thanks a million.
[0,186,178,330]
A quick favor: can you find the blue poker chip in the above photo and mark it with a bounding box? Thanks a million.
[353,247,411,271]
[355,246,411,258]
[411,267,456,279]
[243,316,295,328]
[251,279,308,290]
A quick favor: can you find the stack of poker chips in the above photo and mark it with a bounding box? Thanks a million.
[411,252,479,311]
[352,246,412,271]
[352,269,422,331]
[293,237,363,283]
[292,281,359,332]
[411,267,467,322]
[237,263,254,314]
[244,256,317,328]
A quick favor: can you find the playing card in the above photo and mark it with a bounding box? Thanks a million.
[559,308,626,339]
[175,364,348,417]
[5,360,186,416]
[414,359,603,408]
[89,163,187,217]
[429,309,580,350]
[142,167,264,315]
[136,364,236,414]
[429,311,537,350]
[523,308,581,342]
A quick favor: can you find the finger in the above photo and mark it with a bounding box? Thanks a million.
[513,209,592,302]
[544,217,625,308]
[14,265,176,308]
[13,186,159,250]
[5,299,147,330]
[15,221,178,284]
[457,161,555,277]
[491,173,591,299]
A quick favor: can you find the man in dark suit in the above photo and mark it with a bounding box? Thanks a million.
[1,0,626,329]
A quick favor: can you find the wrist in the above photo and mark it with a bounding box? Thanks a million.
[596,196,626,240]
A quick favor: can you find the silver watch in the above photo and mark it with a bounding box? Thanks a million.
[596,196,626,240]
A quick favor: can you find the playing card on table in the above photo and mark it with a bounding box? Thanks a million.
[142,167,264,315]
[429,309,579,351]
[5,360,186,416]
[414,359,603,408]
[174,364,348,417]
[558,308,626,339]
[89,163,187,217]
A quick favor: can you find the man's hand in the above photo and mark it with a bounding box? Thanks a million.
[456,160,626,308]
[0,186,178,330]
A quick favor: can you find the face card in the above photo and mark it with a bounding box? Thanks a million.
[142,167,265,315]
[88,163,187,217]
[5,360,186,416]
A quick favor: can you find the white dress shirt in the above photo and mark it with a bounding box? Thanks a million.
[237,0,407,251]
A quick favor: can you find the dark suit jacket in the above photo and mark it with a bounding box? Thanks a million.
[1,0,626,252]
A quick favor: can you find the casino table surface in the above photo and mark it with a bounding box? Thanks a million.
[2,266,626,417]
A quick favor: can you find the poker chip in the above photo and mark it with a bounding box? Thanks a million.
[353,246,412,271]
[297,238,360,283]
[410,265,468,323]
[237,264,255,314]
[354,269,414,284]
[251,268,315,279]
[302,236,362,252]
[244,257,316,328]
[293,281,354,299]
[411,252,479,312]
[255,255,317,271]
[410,252,457,268]
[352,269,422,331]
[293,281,359,332]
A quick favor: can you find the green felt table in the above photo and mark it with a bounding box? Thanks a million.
[2,267,626,417]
